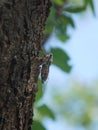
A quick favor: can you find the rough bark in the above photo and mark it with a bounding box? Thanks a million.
[0,0,51,130]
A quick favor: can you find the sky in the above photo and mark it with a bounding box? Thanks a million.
[44,1,98,130]
[46,0,98,87]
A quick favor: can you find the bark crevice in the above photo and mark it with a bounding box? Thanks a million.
[0,0,51,130]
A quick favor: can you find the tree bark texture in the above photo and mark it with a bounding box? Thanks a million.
[0,0,51,130]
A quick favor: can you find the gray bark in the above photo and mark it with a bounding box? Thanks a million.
[0,0,51,130]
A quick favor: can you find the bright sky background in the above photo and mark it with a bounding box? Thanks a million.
[46,0,98,88]
[44,0,98,130]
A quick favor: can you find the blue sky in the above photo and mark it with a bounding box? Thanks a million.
[66,6,98,83]
[44,1,98,130]
[46,0,98,87]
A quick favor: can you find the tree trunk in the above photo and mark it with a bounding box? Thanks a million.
[0,0,51,130]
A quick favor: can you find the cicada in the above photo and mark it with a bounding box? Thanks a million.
[41,53,53,83]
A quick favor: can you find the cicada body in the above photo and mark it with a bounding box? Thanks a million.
[41,53,53,83]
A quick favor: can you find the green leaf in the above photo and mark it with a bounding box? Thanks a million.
[81,112,92,126]
[55,14,75,31]
[55,14,74,42]
[44,7,56,34]
[32,121,46,130]
[84,0,95,15]
[88,0,95,15]
[44,25,54,34]
[65,6,85,13]
[64,15,75,28]
[51,48,71,72]
[37,104,55,120]
[52,0,65,6]
[36,80,43,102]
[57,33,70,42]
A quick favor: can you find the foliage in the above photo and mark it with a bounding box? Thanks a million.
[34,80,98,130]
[32,121,46,130]
[51,48,71,72]
[44,0,95,73]
[33,0,96,130]
[33,80,55,129]
[51,81,98,129]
